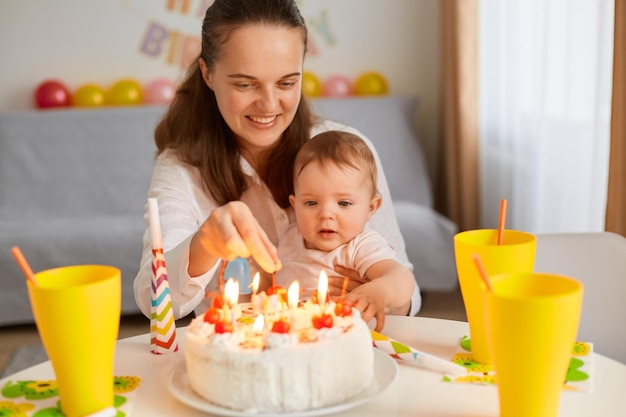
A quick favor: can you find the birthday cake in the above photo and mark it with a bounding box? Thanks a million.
[184,286,374,413]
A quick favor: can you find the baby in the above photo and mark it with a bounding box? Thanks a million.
[277,130,415,330]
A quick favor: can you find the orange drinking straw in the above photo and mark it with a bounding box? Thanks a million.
[472,254,493,292]
[11,246,38,287]
[497,199,507,245]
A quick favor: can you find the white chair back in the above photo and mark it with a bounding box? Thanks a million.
[535,232,626,364]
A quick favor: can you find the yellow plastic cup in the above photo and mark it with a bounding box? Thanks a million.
[454,229,536,363]
[481,272,583,417]
[27,265,121,417]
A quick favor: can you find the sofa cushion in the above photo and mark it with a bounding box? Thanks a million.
[310,96,433,207]
[0,216,144,325]
[0,107,162,218]
[393,202,458,291]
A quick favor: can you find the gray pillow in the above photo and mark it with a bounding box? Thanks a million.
[309,96,432,207]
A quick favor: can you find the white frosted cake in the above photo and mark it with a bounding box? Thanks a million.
[184,294,374,413]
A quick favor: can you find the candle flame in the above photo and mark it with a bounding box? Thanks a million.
[253,314,264,333]
[317,270,328,305]
[288,280,299,309]
[252,272,260,294]
[224,278,239,305]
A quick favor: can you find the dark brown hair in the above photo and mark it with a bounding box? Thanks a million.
[294,131,379,197]
[154,0,313,208]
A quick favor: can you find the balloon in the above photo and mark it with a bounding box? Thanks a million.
[354,72,389,96]
[106,79,142,106]
[322,75,353,97]
[143,78,175,105]
[72,84,105,107]
[302,71,322,97]
[34,79,71,109]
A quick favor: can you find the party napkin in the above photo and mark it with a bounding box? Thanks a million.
[0,376,141,416]
[148,198,179,354]
[371,330,467,376]
[442,336,594,393]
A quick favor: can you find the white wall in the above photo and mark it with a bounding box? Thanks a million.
[0,0,440,178]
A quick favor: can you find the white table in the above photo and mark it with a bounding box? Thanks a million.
[2,316,624,416]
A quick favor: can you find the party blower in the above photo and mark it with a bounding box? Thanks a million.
[371,330,466,376]
[148,197,179,354]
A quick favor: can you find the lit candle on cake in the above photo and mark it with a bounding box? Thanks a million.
[224,278,239,306]
[310,271,333,329]
[287,280,299,328]
[253,313,265,348]
[251,272,259,295]
[251,272,263,313]
[312,272,333,329]
[223,278,240,327]
[253,313,264,333]
[288,280,299,309]
[317,270,328,308]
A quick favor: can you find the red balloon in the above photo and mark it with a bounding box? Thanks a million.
[34,80,71,108]
[322,75,353,97]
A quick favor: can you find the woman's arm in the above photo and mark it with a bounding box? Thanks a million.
[134,152,281,319]
[133,152,219,319]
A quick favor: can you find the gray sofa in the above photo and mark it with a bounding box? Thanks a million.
[0,96,457,326]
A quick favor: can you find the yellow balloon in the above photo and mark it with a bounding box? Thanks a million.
[302,71,322,97]
[106,79,143,106]
[354,72,389,96]
[73,84,105,107]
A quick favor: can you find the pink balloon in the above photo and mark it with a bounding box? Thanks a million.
[143,78,175,105]
[34,79,71,108]
[322,75,353,97]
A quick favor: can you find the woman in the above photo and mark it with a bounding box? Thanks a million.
[133,0,420,322]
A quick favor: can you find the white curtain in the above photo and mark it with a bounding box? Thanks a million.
[478,0,615,233]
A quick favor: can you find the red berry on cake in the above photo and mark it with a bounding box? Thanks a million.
[203,307,221,324]
[211,294,225,309]
[271,319,291,334]
[214,321,233,333]
[267,285,288,304]
[334,301,353,317]
[312,313,333,329]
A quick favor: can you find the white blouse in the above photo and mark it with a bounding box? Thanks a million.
[133,120,421,319]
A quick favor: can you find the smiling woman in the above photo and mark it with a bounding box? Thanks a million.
[133,0,422,323]
[197,24,305,170]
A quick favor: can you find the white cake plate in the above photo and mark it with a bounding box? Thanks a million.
[168,348,398,417]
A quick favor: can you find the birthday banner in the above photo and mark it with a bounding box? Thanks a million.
[123,0,337,69]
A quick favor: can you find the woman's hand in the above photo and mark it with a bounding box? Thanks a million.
[327,265,367,296]
[189,201,281,276]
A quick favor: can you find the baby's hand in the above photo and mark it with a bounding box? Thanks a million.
[344,285,387,331]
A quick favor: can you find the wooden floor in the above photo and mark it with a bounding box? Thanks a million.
[0,288,466,373]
